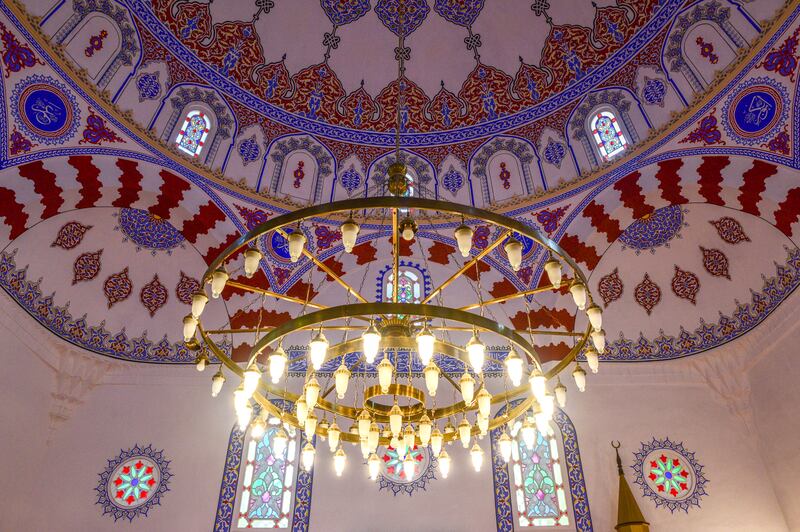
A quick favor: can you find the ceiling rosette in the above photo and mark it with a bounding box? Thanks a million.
[320,0,372,27]
[433,0,486,28]
[375,0,431,37]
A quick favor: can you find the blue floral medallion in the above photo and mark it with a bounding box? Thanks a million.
[619,205,686,254]
[378,444,436,496]
[632,438,708,513]
[115,209,185,255]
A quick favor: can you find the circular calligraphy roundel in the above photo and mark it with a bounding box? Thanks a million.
[11,75,80,145]
[722,77,788,146]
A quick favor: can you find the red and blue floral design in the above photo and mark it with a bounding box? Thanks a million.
[632,437,707,513]
[96,444,171,522]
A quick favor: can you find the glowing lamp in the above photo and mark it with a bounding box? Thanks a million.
[296,397,308,426]
[544,256,562,289]
[498,431,513,463]
[403,425,416,453]
[470,443,484,472]
[191,291,208,318]
[183,315,198,343]
[304,412,318,439]
[368,453,381,481]
[504,237,523,272]
[340,218,360,253]
[418,414,432,447]
[458,418,472,449]
[357,410,372,440]
[504,350,524,387]
[327,422,340,452]
[476,388,492,419]
[554,379,567,409]
[268,345,288,384]
[586,303,603,331]
[368,422,380,452]
[431,427,443,457]
[333,447,346,477]
[535,411,549,435]
[570,279,587,310]
[273,427,288,457]
[460,372,475,405]
[287,231,307,263]
[195,352,208,372]
[243,363,261,397]
[454,224,474,258]
[477,414,489,435]
[210,368,225,397]
[466,333,485,372]
[243,249,263,278]
[377,356,394,393]
[389,402,403,437]
[424,360,440,397]
[403,454,416,479]
[585,347,599,374]
[438,450,451,479]
[591,329,606,354]
[250,415,266,440]
[529,369,547,402]
[309,331,329,371]
[301,442,315,471]
[573,364,587,392]
[210,268,228,299]
[521,417,536,450]
[416,325,435,366]
[362,323,381,364]
[237,403,252,431]
[334,362,351,399]
[541,393,555,421]
[305,376,320,409]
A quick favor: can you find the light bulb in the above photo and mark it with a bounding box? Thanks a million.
[477,388,492,419]
[243,363,261,397]
[301,442,315,471]
[182,314,198,343]
[403,424,415,451]
[541,393,555,421]
[368,453,381,481]
[340,218,360,253]
[361,436,372,459]
[438,450,451,479]
[333,447,347,477]
[251,415,266,440]
[211,368,225,397]
[273,427,288,457]
[309,331,328,371]
[368,422,380,452]
[243,248,263,278]
[529,369,546,402]
[458,418,472,449]
[586,303,603,331]
[498,431,513,463]
[454,224,474,258]
[211,268,229,299]
[296,397,308,426]
[573,364,587,392]
[470,443,485,472]
[460,372,475,405]
[399,217,417,241]
[288,231,307,263]
[416,325,435,366]
[318,418,329,440]
[466,333,485,372]
[396,441,407,461]
[378,356,394,394]
[362,323,381,364]
[418,414,432,447]
[554,379,567,409]
[570,279,587,310]
[477,414,489,435]
[431,427,443,456]
[237,403,252,431]
[504,350,523,387]
[195,352,208,372]
[305,376,320,409]
[304,412,318,438]
[390,434,400,451]
[444,421,456,436]
[358,410,372,440]
[585,347,599,374]
[424,360,440,396]
[504,237,523,272]
[403,453,415,479]
[233,383,248,412]
[327,422,340,452]
[591,329,606,354]
[389,402,403,437]
[191,291,208,318]
[521,417,536,449]
[268,345,288,384]
[334,362,350,399]
[544,256,562,289]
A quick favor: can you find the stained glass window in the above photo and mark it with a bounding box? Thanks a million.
[236,419,298,529]
[590,111,627,161]
[509,420,570,527]
[385,270,421,304]
[175,110,211,157]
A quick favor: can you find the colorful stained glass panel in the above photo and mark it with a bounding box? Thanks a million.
[591,111,627,160]
[175,110,210,157]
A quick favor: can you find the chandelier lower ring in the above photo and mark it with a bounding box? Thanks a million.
[362,384,426,419]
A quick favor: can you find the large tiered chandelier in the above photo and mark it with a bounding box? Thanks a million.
[183,190,605,479]
[181,12,605,481]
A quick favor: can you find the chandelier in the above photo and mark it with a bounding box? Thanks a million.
[182,10,604,481]
[182,193,605,479]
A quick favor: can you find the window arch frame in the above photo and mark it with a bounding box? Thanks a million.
[589,110,628,161]
[491,399,592,532]
[175,110,212,158]
[213,402,313,532]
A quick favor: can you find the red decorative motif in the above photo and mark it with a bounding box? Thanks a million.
[176,271,200,305]
[762,128,790,155]
[695,37,718,64]
[0,20,43,78]
[72,250,103,284]
[9,128,37,155]
[534,205,569,236]
[52,221,92,249]
[700,246,731,280]
[84,30,108,58]
[140,274,169,317]
[103,267,133,308]
[679,109,724,146]
[498,162,511,190]
[313,224,341,250]
[634,273,661,315]
[80,108,125,145]
[759,27,800,81]
[272,267,291,286]
[472,225,490,249]
[709,217,750,244]
[597,267,624,307]
[235,204,272,231]
[671,266,700,304]
[293,160,306,188]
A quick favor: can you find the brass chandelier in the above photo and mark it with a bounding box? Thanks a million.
[182,193,606,479]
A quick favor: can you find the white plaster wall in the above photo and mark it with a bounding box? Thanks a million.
[0,291,798,531]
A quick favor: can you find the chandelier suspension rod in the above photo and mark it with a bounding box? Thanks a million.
[225,280,330,309]
[457,283,570,311]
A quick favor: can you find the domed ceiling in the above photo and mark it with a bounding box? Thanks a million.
[0,0,798,368]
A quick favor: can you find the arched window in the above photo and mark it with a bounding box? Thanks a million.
[214,404,313,532]
[508,419,570,527]
[590,111,627,161]
[385,270,422,304]
[236,419,299,528]
[175,110,211,157]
